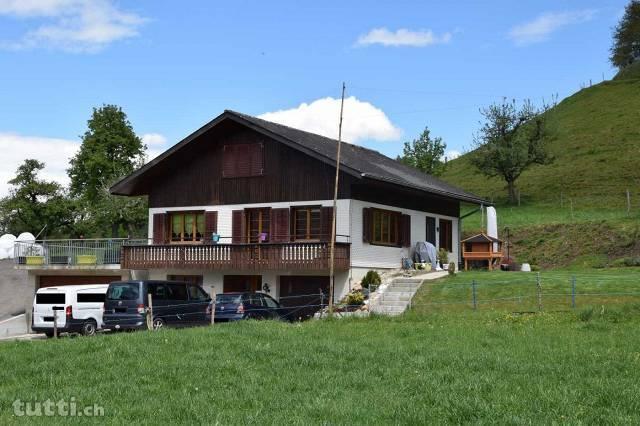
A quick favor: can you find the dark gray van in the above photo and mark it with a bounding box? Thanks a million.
[103,280,212,331]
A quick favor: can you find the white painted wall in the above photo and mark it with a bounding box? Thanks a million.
[349,199,459,270]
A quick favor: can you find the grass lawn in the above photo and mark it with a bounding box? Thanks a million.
[2,285,640,424]
[412,268,640,313]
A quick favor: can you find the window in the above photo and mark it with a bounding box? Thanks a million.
[170,212,205,243]
[246,208,270,243]
[107,283,140,301]
[77,293,105,303]
[188,286,209,301]
[372,209,399,246]
[36,293,65,304]
[148,283,167,301]
[262,295,279,309]
[439,219,453,252]
[222,143,264,178]
[293,206,321,240]
[166,283,187,301]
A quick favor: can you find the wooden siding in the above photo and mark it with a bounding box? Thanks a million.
[147,121,354,208]
[121,242,350,271]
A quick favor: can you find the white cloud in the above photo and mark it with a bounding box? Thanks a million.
[509,10,596,45]
[141,133,167,147]
[258,97,402,144]
[0,133,79,197]
[0,132,163,196]
[356,27,452,47]
[0,0,147,52]
[443,150,461,161]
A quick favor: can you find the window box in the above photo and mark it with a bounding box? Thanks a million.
[26,255,44,265]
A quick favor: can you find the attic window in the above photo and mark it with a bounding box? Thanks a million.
[223,143,264,178]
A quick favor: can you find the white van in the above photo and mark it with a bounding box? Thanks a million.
[31,284,110,337]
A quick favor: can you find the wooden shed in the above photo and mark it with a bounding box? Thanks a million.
[461,233,503,271]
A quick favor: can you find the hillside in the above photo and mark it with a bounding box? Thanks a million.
[445,77,640,208]
[442,74,640,268]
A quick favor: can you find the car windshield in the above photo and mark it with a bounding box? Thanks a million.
[107,283,140,301]
[216,294,243,304]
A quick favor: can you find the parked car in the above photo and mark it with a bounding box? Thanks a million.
[103,280,212,331]
[215,292,292,322]
[32,284,110,337]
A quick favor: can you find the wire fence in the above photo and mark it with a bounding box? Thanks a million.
[410,272,640,313]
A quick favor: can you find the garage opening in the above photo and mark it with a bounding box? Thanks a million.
[38,275,119,288]
[279,276,329,320]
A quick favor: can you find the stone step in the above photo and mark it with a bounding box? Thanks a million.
[380,293,412,302]
[376,300,409,307]
[386,287,418,293]
[393,279,423,284]
[372,306,406,315]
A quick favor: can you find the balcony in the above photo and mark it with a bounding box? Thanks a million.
[14,239,126,269]
[121,241,351,271]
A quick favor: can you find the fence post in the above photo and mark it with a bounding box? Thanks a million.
[536,273,542,312]
[472,280,477,310]
[53,310,58,339]
[147,293,153,330]
[627,189,631,216]
[210,288,216,325]
[571,276,576,309]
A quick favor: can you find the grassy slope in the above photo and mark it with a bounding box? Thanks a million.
[2,310,640,424]
[442,75,640,268]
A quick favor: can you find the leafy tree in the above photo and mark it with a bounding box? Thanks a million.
[398,126,447,176]
[471,99,551,204]
[0,160,75,237]
[68,105,148,237]
[610,1,640,69]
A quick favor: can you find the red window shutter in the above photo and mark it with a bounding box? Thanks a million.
[362,208,372,243]
[320,206,334,242]
[205,211,218,242]
[400,214,411,247]
[270,208,290,242]
[153,213,166,244]
[232,210,245,244]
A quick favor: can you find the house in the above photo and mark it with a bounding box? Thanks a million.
[110,110,486,304]
[16,110,487,319]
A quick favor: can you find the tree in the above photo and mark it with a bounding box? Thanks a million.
[68,105,148,237]
[398,126,447,176]
[610,1,640,69]
[471,99,551,204]
[0,160,75,237]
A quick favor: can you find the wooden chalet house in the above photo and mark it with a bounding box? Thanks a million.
[106,110,486,304]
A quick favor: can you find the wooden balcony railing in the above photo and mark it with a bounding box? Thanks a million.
[121,242,351,271]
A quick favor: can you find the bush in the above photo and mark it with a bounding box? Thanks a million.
[343,291,364,306]
[437,248,449,265]
[360,270,381,289]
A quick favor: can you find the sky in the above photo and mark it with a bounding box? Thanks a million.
[0,0,628,196]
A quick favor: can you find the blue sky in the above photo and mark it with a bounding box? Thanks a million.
[0,0,628,195]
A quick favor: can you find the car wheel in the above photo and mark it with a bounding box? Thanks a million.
[81,320,97,337]
[44,331,54,338]
[152,317,165,331]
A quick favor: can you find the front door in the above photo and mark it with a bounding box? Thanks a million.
[223,275,262,293]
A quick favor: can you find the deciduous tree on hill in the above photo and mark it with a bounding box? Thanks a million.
[398,126,447,176]
[471,99,552,204]
[610,0,640,69]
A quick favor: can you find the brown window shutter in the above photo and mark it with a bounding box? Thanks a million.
[400,214,411,247]
[232,210,245,244]
[320,206,334,242]
[250,143,264,176]
[205,211,218,242]
[362,208,372,243]
[153,213,166,244]
[270,208,290,242]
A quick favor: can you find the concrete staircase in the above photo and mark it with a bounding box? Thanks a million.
[370,278,423,316]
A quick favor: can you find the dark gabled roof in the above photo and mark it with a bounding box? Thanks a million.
[110,110,488,205]
[461,233,502,243]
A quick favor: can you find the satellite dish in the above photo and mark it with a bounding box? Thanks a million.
[17,232,36,243]
[0,234,16,260]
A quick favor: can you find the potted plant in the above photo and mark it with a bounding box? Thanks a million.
[438,248,449,269]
